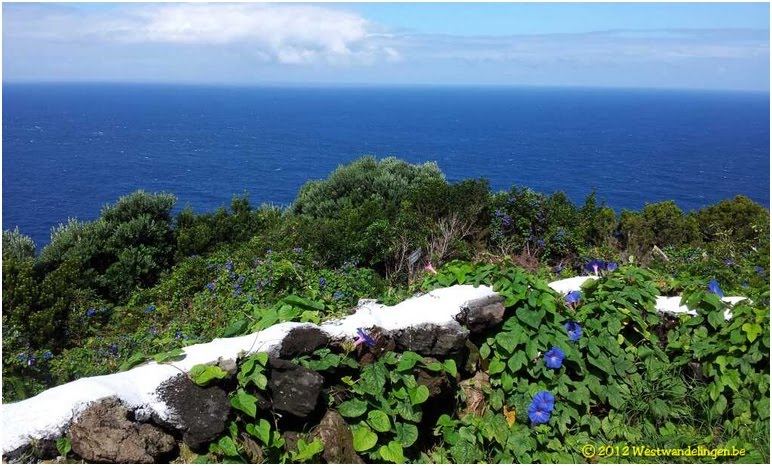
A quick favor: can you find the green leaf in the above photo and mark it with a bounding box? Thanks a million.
[367,410,392,432]
[707,309,725,329]
[409,385,430,405]
[442,359,458,377]
[230,389,257,418]
[517,307,545,329]
[396,352,422,372]
[153,348,185,364]
[742,323,762,343]
[488,358,506,375]
[495,332,517,354]
[338,399,368,418]
[246,419,271,445]
[56,437,72,457]
[252,373,268,390]
[253,352,269,367]
[379,441,405,464]
[292,439,325,462]
[189,364,228,386]
[222,320,248,337]
[281,294,325,311]
[218,436,239,457]
[119,351,147,371]
[394,422,419,448]
[352,425,378,452]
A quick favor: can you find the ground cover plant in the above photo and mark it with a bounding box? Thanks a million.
[2,156,769,463]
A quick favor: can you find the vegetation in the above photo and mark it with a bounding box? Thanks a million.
[2,156,769,463]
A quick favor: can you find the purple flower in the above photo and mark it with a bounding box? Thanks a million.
[528,391,555,425]
[354,328,375,348]
[175,331,184,340]
[494,209,504,218]
[707,280,725,298]
[544,346,566,369]
[225,260,234,271]
[206,282,216,292]
[502,215,512,227]
[425,262,438,275]
[108,343,118,356]
[565,291,581,306]
[43,351,53,360]
[145,305,156,314]
[565,322,583,342]
[536,239,546,248]
[86,308,96,317]
[585,259,606,275]
[606,262,617,272]
[27,357,37,367]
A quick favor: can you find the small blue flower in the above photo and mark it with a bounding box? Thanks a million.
[333,292,343,300]
[86,308,96,317]
[17,354,26,362]
[565,291,581,305]
[233,289,242,298]
[502,215,512,227]
[755,266,765,276]
[508,197,516,204]
[528,391,555,425]
[606,262,618,272]
[536,239,545,248]
[175,331,184,340]
[207,282,216,292]
[319,277,327,288]
[27,357,37,367]
[554,229,565,239]
[494,209,504,218]
[145,305,156,314]
[293,247,303,254]
[108,343,118,356]
[225,260,234,271]
[565,322,583,342]
[707,280,725,298]
[585,259,606,275]
[43,351,53,360]
[544,346,566,369]
[354,328,376,348]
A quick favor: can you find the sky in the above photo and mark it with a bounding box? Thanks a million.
[2,2,770,91]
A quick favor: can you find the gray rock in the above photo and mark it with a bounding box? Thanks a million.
[156,374,231,450]
[269,358,324,418]
[455,294,506,333]
[392,322,469,356]
[279,327,330,359]
[312,410,364,464]
[69,398,175,464]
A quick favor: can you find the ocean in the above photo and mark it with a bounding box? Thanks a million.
[2,83,769,248]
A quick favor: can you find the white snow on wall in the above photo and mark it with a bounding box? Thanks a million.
[1,284,496,454]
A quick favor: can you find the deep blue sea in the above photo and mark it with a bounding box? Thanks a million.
[3,83,770,248]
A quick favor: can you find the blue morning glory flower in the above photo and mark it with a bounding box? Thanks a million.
[27,357,37,367]
[175,331,184,340]
[17,354,26,362]
[536,239,546,248]
[502,215,512,227]
[206,282,216,292]
[544,346,566,369]
[707,279,725,298]
[565,291,581,305]
[585,259,606,275]
[494,209,504,218]
[554,229,565,239]
[86,308,96,317]
[43,351,53,360]
[565,322,583,342]
[225,260,234,271]
[145,305,156,314]
[755,266,765,276]
[528,391,555,425]
[606,262,618,272]
[333,292,343,299]
[354,328,375,348]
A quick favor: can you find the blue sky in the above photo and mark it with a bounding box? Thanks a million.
[3,2,769,90]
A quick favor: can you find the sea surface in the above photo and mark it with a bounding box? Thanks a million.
[3,83,770,248]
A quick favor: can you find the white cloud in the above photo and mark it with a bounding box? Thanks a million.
[4,3,393,65]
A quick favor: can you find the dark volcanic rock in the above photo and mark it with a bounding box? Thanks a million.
[312,410,364,464]
[455,294,506,333]
[280,327,330,359]
[269,358,324,418]
[156,374,231,450]
[392,323,469,356]
[69,398,176,464]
